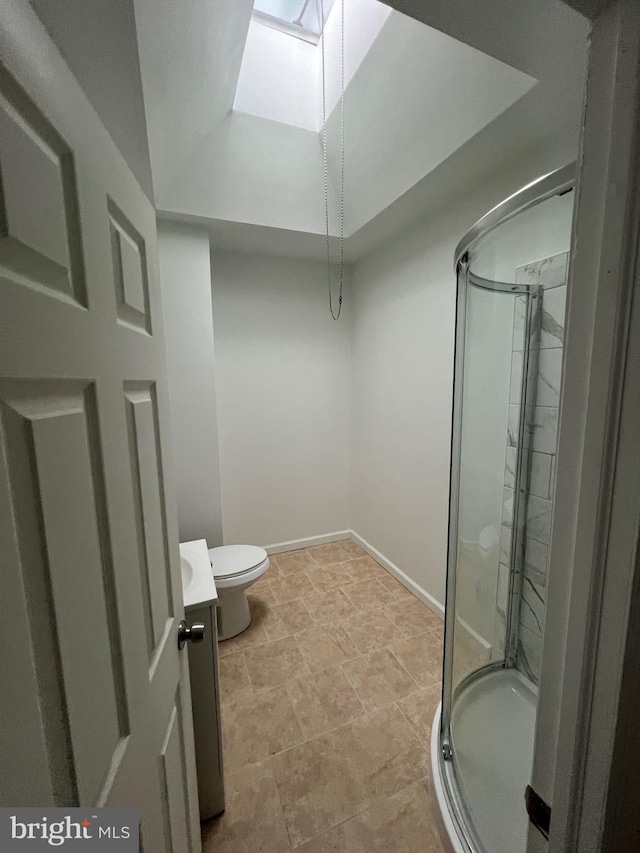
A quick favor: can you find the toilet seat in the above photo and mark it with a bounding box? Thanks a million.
[207,545,271,639]
[209,544,268,578]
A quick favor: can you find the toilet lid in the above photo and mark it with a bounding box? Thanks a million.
[208,544,268,579]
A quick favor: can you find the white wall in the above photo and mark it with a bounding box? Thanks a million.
[350,143,576,607]
[210,251,351,547]
[157,223,223,546]
[326,9,535,234]
[29,0,154,199]
[350,225,453,605]
[162,113,338,237]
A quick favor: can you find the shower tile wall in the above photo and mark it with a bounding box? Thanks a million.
[493,252,568,684]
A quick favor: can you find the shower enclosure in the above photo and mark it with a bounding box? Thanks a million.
[431,166,575,853]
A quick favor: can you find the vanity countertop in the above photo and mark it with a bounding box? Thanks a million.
[179,538,218,612]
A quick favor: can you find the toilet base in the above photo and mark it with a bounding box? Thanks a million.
[217,588,251,641]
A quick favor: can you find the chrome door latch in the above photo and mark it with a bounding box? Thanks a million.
[177,620,206,650]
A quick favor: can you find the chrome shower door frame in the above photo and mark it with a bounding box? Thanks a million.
[505,284,541,666]
[439,262,541,853]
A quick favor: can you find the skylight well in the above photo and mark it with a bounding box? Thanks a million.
[252,0,336,44]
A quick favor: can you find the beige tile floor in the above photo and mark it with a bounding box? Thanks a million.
[202,540,447,852]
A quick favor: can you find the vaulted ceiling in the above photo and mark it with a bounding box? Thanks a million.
[133,0,589,259]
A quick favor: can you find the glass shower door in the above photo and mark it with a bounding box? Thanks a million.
[441,260,540,851]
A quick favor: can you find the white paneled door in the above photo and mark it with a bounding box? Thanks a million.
[0,2,201,851]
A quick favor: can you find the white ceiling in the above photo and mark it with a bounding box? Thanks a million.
[134,0,589,259]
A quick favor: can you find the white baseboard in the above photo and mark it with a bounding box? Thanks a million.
[263,530,351,555]
[456,615,492,653]
[263,528,445,623]
[349,530,445,621]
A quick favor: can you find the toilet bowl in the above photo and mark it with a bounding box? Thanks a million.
[208,545,270,641]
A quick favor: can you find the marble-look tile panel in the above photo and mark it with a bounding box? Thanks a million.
[504,446,516,489]
[510,350,523,405]
[530,451,553,500]
[507,404,520,447]
[491,609,507,663]
[495,562,510,624]
[533,406,559,454]
[540,285,567,349]
[518,624,542,685]
[527,494,553,545]
[520,577,546,637]
[515,252,568,290]
[502,486,514,529]
[512,295,526,351]
[524,537,548,586]
[500,524,512,565]
[536,348,563,407]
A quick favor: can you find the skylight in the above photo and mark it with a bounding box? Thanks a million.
[252,0,336,44]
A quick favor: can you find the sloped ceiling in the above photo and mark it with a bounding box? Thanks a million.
[134,0,589,258]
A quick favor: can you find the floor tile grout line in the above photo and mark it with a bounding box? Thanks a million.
[272,768,295,851]
[394,695,433,741]
[284,655,367,742]
[285,791,383,850]
[267,710,435,850]
[222,680,442,783]
[226,697,425,779]
[219,621,443,706]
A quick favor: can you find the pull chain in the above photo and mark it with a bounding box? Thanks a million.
[320,0,345,320]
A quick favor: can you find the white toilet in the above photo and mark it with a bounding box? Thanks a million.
[208,545,270,641]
